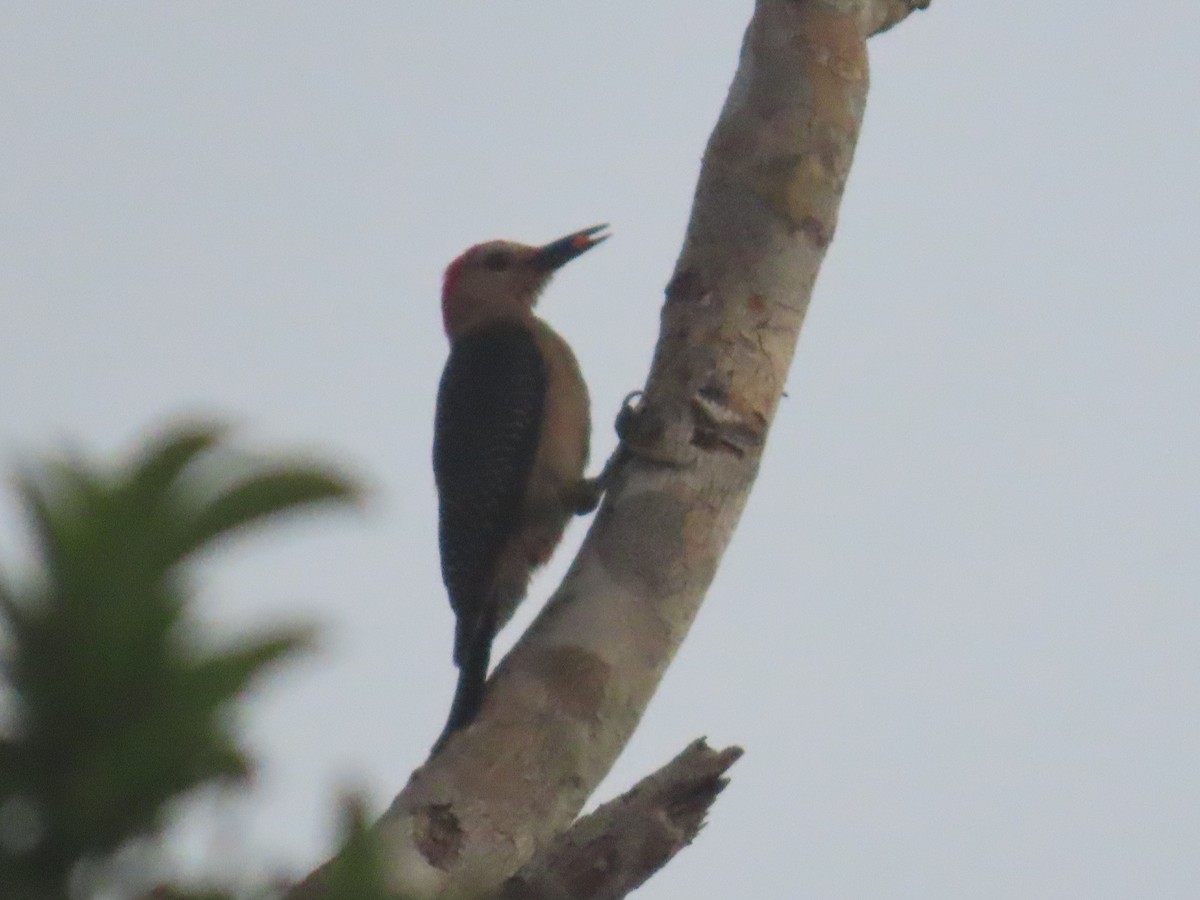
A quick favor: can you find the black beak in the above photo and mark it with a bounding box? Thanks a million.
[534,224,610,271]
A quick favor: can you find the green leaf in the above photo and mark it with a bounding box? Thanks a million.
[320,796,396,900]
[190,627,316,706]
[0,419,360,890]
[125,421,227,500]
[174,467,359,560]
[139,889,237,900]
[11,473,65,574]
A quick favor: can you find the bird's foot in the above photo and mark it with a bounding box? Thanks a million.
[572,390,702,516]
[613,390,698,469]
[570,475,605,515]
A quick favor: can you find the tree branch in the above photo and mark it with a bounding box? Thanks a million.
[494,740,742,900]
[861,0,931,37]
[288,2,930,897]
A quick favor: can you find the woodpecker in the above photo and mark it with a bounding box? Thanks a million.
[433,224,609,747]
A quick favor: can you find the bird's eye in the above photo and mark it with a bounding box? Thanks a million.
[482,249,512,271]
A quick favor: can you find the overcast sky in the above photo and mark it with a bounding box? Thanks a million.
[3,3,1199,898]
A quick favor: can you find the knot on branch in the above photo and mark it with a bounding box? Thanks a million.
[616,384,767,468]
[690,384,767,459]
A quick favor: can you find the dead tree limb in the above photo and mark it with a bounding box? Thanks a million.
[287,1,931,897]
[494,740,742,900]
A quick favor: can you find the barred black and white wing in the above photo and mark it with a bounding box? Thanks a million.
[433,318,546,668]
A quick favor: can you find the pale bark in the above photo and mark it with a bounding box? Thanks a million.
[288,1,930,898]
[494,740,742,900]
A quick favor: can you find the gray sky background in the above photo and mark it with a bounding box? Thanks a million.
[3,3,1198,897]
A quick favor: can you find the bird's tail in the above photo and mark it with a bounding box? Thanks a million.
[432,610,496,752]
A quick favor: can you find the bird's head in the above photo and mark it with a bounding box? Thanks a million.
[441,224,609,338]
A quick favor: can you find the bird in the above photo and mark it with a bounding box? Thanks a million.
[432,223,609,748]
